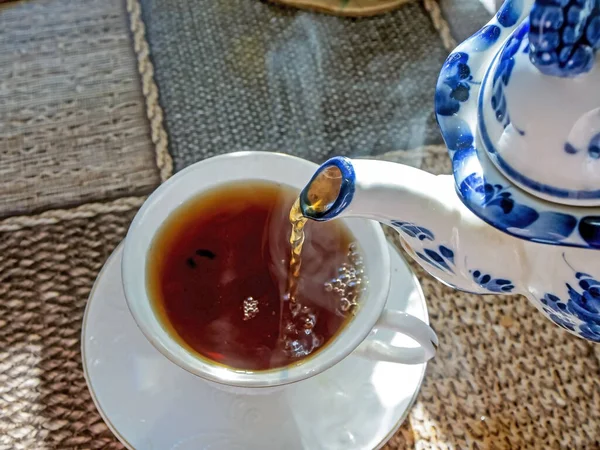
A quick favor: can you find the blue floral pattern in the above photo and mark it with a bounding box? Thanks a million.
[540,293,578,331]
[491,21,528,133]
[471,25,502,52]
[391,221,454,273]
[397,225,600,341]
[392,221,516,294]
[458,171,579,241]
[589,132,600,158]
[497,0,524,27]
[564,142,579,154]
[579,216,600,248]
[431,0,600,344]
[443,112,587,246]
[435,53,474,117]
[471,270,515,292]
[391,221,434,241]
[564,132,600,158]
[540,259,600,342]
[462,179,538,228]
[480,49,600,205]
[416,245,455,274]
[442,117,475,155]
[434,26,501,118]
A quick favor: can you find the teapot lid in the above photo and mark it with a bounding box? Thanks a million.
[435,1,600,249]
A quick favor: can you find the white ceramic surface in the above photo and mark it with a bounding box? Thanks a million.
[422,0,600,342]
[121,151,437,388]
[481,43,600,205]
[82,243,429,450]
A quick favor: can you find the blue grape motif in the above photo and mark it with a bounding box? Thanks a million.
[471,270,515,292]
[435,52,477,116]
[492,21,529,132]
[528,0,600,78]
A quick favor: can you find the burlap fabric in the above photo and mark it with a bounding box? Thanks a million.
[1,0,599,449]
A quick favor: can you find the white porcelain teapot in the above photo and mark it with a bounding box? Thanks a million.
[301,0,600,342]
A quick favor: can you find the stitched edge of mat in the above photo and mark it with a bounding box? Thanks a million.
[423,0,457,52]
[0,196,146,232]
[126,0,174,182]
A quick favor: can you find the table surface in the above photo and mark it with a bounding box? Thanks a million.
[1,0,599,449]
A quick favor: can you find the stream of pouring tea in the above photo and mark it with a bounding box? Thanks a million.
[286,198,308,306]
[287,165,341,306]
[281,169,366,359]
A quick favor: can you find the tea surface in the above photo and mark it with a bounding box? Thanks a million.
[147,181,363,371]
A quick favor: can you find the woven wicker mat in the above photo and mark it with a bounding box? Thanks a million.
[1,163,600,450]
[0,0,162,219]
[1,0,600,449]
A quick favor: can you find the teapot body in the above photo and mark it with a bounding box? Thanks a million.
[428,0,600,341]
[431,0,600,343]
[300,158,600,343]
[391,184,600,342]
[302,0,600,342]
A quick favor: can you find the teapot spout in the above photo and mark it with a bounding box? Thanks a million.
[300,157,456,226]
[301,157,523,296]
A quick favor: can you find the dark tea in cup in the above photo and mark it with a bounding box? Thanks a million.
[147,181,365,371]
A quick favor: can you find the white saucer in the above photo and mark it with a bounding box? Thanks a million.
[82,241,429,450]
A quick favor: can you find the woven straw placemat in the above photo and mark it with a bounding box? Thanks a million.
[0,0,161,219]
[1,0,599,448]
[0,207,140,449]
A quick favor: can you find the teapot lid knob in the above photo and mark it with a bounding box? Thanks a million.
[478,12,600,207]
[528,0,600,78]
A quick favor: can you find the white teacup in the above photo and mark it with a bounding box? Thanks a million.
[122,151,438,389]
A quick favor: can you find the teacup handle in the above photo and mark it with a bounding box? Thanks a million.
[354,310,438,364]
